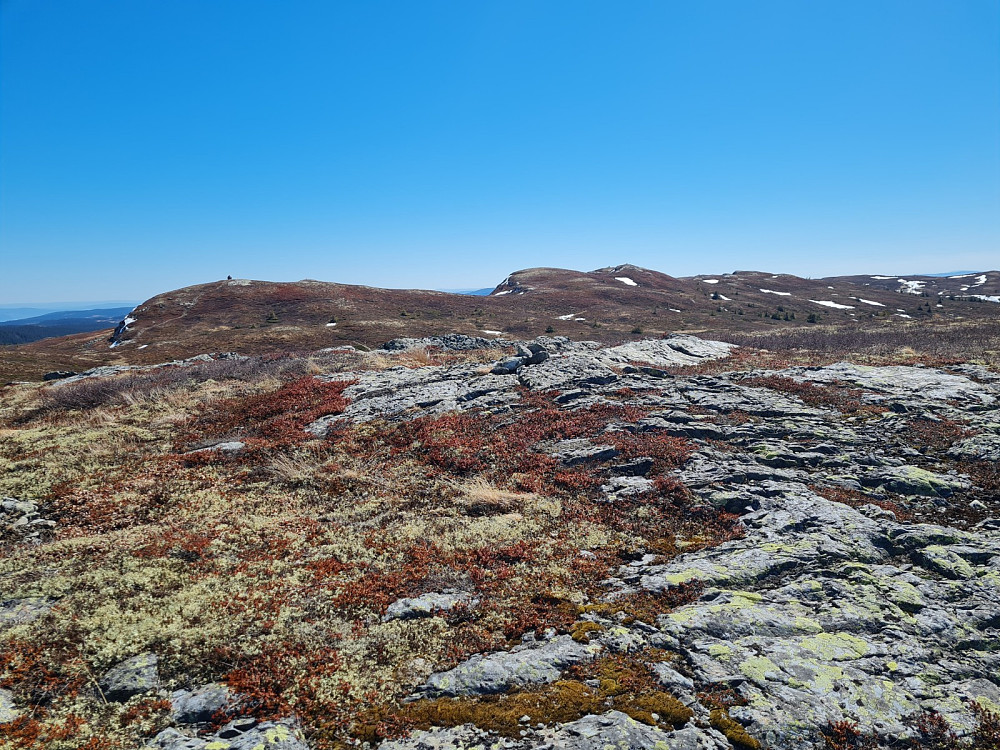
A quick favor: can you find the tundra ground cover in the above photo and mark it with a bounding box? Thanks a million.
[2,339,998,750]
[0,351,739,748]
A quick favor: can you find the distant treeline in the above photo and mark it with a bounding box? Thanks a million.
[0,323,107,346]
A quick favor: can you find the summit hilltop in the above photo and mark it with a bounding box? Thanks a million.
[2,265,999,382]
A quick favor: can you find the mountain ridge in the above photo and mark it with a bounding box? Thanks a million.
[2,264,998,381]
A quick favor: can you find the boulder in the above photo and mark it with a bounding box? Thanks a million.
[422,634,601,697]
[0,688,19,723]
[99,652,160,702]
[170,682,233,724]
[383,591,477,622]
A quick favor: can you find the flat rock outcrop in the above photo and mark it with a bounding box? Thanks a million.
[304,339,999,748]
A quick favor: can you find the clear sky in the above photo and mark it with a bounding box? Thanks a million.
[1,1,998,303]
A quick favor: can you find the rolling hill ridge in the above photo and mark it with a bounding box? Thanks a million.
[2,265,998,380]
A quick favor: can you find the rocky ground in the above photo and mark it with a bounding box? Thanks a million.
[1,334,998,749]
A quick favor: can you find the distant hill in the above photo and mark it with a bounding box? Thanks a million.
[2,267,998,380]
[0,307,134,345]
[435,288,494,296]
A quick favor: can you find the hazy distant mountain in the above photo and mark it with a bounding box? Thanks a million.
[0,301,139,323]
[917,271,984,278]
[0,307,134,345]
[436,288,494,296]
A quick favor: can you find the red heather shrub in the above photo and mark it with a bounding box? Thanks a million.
[602,432,694,475]
[375,393,640,490]
[905,417,971,452]
[0,638,89,716]
[185,377,352,448]
[224,643,345,725]
[821,720,881,750]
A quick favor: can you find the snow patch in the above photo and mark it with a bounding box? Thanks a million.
[970,295,1000,303]
[326,322,337,327]
[668,308,682,313]
[973,274,988,286]
[897,279,926,294]
[871,275,896,280]
[717,294,732,301]
[494,290,512,296]
[557,313,579,321]
[810,300,855,310]
[481,329,503,335]
[701,279,719,284]
[760,289,791,296]
[138,344,148,349]
[896,314,913,319]
[949,274,974,279]
[615,277,638,287]
[227,279,252,286]
[854,298,886,307]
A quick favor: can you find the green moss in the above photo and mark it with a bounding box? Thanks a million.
[710,708,761,750]
[620,692,694,727]
[570,621,604,643]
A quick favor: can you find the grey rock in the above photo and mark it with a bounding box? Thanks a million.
[422,635,601,697]
[542,439,619,467]
[600,476,655,500]
[949,432,1000,462]
[871,465,971,497]
[382,335,509,352]
[541,711,724,750]
[0,597,53,630]
[492,357,523,375]
[383,591,477,622]
[184,441,245,455]
[652,663,695,694]
[99,652,160,702]
[148,719,308,750]
[0,688,19,723]
[787,362,996,406]
[1,497,55,542]
[171,682,233,724]
[597,337,734,369]
[518,355,620,392]
[378,724,533,749]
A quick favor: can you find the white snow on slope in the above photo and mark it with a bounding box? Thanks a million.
[717,294,732,301]
[810,300,855,309]
[898,279,925,294]
[760,289,791,296]
[615,277,638,286]
[109,314,138,349]
[481,330,503,335]
[949,274,974,279]
[896,314,913,319]
[871,275,896,280]
[495,290,512,296]
[854,298,886,307]
[971,295,1000,303]
[701,279,719,284]
[973,275,988,286]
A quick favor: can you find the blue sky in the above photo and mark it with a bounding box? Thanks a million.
[1,1,998,303]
